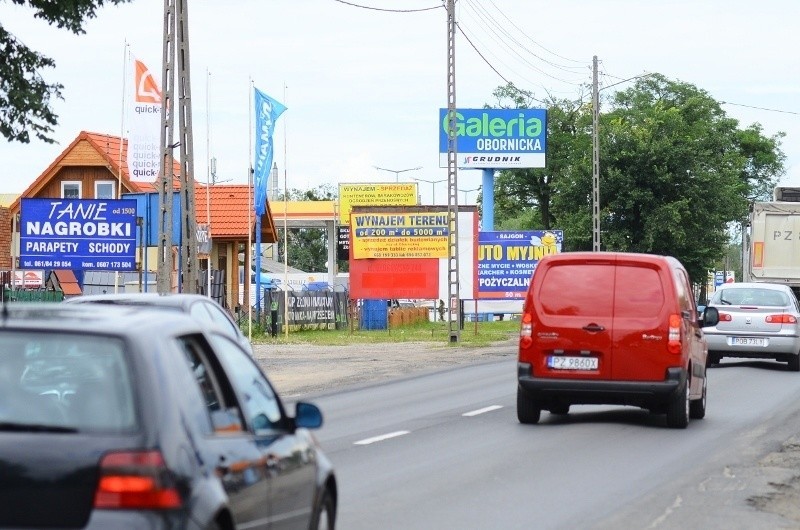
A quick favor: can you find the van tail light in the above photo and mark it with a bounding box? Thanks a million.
[520,313,533,348]
[766,314,797,324]
[718,312,732,322]
[94,450,182,510]
[668,314,682,354]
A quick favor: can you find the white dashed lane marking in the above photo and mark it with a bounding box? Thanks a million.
[354,430,411,445]
[462,405,503,417]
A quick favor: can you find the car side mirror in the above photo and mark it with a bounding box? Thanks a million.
[702,306,719,327]
[294,401,323,430]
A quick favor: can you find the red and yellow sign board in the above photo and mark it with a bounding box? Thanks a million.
[338,183,418,224]
[351,211,449,259]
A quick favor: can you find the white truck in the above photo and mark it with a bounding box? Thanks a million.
[743,196,800,297]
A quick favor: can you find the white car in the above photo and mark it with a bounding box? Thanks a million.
[704,282,800,370]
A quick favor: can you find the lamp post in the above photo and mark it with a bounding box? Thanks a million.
[412,177,446,205]
[458,186,481,204]
[374,165,422,183]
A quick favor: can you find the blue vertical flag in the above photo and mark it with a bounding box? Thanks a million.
[253,88,287,216]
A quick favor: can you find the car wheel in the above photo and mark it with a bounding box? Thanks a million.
[310,487,336,530]
[789,354,800,372]
[666,376,690,429]
[549,404,569,415]
[689,375,707,419]
[706,353,720,368]
[517,386,541,424]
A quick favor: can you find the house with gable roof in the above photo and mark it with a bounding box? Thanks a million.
[6,130,277,314]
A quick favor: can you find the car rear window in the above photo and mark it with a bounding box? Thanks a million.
[539,264,614,316]
[711,288,789,307]
[0,331,136,432]
[614,265,664,318]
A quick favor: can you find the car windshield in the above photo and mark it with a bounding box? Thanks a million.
[0,331,136,433]
[711,288,789,307]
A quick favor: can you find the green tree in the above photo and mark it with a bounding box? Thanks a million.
[275,184,342,273]
[489,75,786,283]
[1,0,133,143]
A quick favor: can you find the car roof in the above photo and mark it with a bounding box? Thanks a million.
[715,282,791,291]
[0,302,204,337]
[65,292,214,308]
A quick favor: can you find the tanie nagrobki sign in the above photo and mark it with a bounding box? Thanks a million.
[438,108,547,169]
[20,198,137,271]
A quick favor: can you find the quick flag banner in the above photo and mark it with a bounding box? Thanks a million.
[127,55,162,182]
[253,88,287,216]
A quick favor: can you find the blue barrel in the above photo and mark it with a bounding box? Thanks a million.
[360,299,388,330]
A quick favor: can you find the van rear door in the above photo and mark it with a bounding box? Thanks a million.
[610,259,670,381]
[530,256,615,379]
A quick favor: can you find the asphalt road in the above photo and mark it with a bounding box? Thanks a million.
[293,357,800,529]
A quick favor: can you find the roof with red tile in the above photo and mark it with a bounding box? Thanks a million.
[195,184,276,241]
[51,269,82,296]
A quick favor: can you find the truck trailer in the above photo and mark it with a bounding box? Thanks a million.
[743,199,800,298]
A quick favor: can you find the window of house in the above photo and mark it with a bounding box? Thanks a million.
[61,181,82,199]
[95,181,115,199]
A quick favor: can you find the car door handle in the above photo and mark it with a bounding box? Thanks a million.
[582,323,605,332]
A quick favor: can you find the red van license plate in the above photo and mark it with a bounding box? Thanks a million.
[548,356,598,370]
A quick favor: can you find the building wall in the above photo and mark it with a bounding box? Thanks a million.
[0,207,12,269]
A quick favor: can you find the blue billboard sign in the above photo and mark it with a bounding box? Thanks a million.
[439,108,547,169]
[20,198,137,271]
[477,230,563,299]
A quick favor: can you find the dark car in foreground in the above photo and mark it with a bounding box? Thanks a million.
[704,282,800,370]
[64,292,253,355]
[0,303,336,529]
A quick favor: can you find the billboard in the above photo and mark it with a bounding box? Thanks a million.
[350,210,449,259]
[20,198,137,271]
[338,183,418,224]
[439,108,547,169]
[477,230,563,299]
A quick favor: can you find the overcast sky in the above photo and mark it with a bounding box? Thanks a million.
[1,0,798,204]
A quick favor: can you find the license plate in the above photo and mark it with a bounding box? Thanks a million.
[548,356,598,370]
[730,337,768,347]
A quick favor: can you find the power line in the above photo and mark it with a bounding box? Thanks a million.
[330,0,442,12]
[462,0,588,75]
[484,0,588,65]
[720,101,800,116]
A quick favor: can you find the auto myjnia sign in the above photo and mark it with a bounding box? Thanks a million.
[351,211,449,259]
[438,108,547,169]
[20,198,137,271]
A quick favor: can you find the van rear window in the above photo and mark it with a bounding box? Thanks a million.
[539,264,614,316]
[614,266,664,317]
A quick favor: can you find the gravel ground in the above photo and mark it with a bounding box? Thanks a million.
[251,337,517,400]
[252,338,800,525]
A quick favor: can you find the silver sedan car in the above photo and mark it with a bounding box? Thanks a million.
[704,282,800,370]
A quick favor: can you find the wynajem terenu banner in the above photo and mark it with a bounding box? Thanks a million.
[253,88,287,216]
[127,55,162,183]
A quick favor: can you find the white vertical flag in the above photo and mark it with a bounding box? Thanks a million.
[127,56,162,182]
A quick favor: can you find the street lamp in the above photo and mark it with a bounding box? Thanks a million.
[458,186,481,204]
[374,165,422,183]
[412,177,446,205]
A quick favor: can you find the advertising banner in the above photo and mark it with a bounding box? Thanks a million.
[351,211,449,259]
[253,87,287,216]
[338,183,418,224]
[477,230,563,299]
[337,225,350,261]
[127,56,162,182]
[20,199,137,271]
[438,108,547,169]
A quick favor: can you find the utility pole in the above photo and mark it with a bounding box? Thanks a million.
[445,0,460,342]
[157,0,199,293]
[592,55,600,252]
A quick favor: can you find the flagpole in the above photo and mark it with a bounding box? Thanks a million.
[283,83,289,339]
[247,78,253,342]
[115,39,129,294]
[205,68,212,298]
